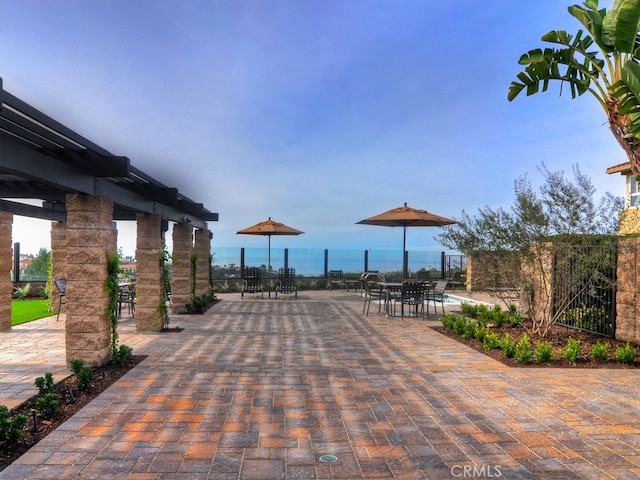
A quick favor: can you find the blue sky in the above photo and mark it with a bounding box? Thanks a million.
[1,1,627,257]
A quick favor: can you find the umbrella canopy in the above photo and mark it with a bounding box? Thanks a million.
[237,217,304,297]
[237,217,304,237]
[357,202,456,278]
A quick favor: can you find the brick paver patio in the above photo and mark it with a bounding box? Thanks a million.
[1,290,640,479]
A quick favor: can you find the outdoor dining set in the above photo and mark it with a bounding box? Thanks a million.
[240,265,447,319]
[359,272,448,318]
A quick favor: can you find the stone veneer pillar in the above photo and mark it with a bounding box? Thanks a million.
[195,228,211,297]
[172,223,194,313]
[50,222,68,316]
[615,237,640,344]
[0,213,12,330]
[135,213,166,331]
[65,194,115,366]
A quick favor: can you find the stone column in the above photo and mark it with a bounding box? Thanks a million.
[0,213,12,330]
[135,213,166,331]
[195,228,211,297]
[65,194,115,367]
[50,222,67,316]
[171,223,193,313]
[615,237,640,343]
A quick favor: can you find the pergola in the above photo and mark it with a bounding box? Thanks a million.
[0,77,218,366]
[0,77,217,227]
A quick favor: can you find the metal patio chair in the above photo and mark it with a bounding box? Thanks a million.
[426,279,448,316]
[241,266,264,298]
[392,281,428,318]
[275,268,297,298]
[53,277,66,322]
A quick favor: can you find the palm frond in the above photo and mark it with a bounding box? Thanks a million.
[602,0,640,53]
[508,46,600,101]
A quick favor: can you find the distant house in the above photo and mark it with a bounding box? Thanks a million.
[19,254,32,273]
[120,260,137,279]
[606,161,640,234]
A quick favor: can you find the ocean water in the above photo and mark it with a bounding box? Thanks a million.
[212,247,465,277]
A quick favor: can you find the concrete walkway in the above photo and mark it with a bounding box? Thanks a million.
[1,290,640,479]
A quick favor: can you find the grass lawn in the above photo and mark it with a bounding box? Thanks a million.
[12,298,56,326]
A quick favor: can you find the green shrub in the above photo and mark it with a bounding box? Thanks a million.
[36,393,61,420]
[453,316,468,335]
[35,372,55,396]
[113,344,133,366]
[439,314,457,330]
[483,332,502,350]
[474,325,489,343]
[77,367,93,392]
[70,358,93,392]
[500,333,516,358]
[591,340,611,362]
[460,303,478,317]
[474,304,492,322]
[0,405,28,443]
[616,342,637,365]
[535,340,554,362]
[462,321,476,340]
[514,334,533,363]
[563,338,582,362]
[69,358,86,377]
[507,312,524,327]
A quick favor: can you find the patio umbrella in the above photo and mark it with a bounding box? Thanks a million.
[237,217,304,297]
[356,202,456,279]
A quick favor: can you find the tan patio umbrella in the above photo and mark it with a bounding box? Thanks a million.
[237,217,304,297]
[356,202,456,279]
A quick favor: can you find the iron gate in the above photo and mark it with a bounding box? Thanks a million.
[552,240,617,337]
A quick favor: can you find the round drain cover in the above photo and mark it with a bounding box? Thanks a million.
[319,454,339,463]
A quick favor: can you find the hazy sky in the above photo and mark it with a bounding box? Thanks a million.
[1,1,627,257]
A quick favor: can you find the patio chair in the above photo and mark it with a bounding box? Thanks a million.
[241,266,264,298]
[392,281,428,318]
[362,278,385,316]
[275,268,297,298]
[426,279,448,316]
[328,270,345,291]
[118,283,136,317]
[53,278,66,322]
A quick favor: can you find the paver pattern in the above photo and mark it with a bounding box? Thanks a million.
[1,290,640,479]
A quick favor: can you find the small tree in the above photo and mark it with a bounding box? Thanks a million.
[437,163,624,336]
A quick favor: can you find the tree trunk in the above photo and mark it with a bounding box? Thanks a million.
[608,96,640,175]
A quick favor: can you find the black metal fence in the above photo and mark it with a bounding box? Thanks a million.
[552,240,617,337]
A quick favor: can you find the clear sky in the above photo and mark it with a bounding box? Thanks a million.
[1,0,627,257]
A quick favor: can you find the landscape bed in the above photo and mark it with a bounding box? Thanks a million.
[0,355,145,472]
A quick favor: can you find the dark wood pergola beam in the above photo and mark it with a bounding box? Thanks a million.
[0,77,218,229]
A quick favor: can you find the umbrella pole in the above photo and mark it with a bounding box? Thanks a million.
[268,235,271,298]
[403,224,408,280]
